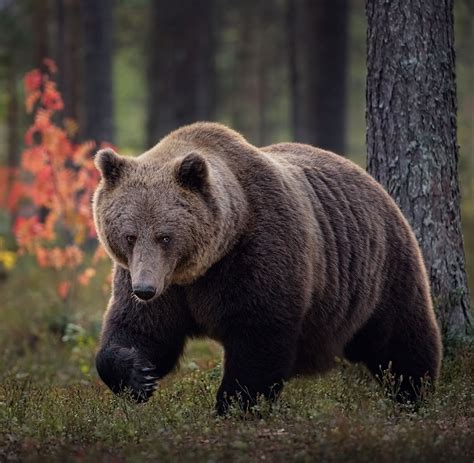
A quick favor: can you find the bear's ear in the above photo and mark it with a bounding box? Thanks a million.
[175,152,208,192]
[95,148,129,187]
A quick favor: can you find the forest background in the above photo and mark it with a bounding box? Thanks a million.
[0,1,472,461]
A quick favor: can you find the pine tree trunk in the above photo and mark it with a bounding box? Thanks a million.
[366,0,472,336]
[230,0,262,144]
[55,0,83,131]
[288,0,349,154]
[6,55,19,225]
[33,0,50,70]
[228,0,288,146]
[287,0,301,143]
[146,0,216,146]
[6,58,19,174]
[82,0,114,144]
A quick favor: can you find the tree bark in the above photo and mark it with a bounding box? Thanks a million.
[366,0,471,336]
[288,0,349,154]
[146,0,216,146]
[82,0,115,144]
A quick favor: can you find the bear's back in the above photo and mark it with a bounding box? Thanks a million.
[261,142,376,194]
[260,142,400,227]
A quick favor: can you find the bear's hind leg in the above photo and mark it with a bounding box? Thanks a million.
[369,320,440,404]
[216,324,298,415]
[345,298,442,404]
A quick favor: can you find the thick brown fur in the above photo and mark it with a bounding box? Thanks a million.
[93,122,442,412]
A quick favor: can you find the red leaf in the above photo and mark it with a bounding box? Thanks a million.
[24,70,42,92]
[43,58,58,74]
[21,147,47,174]
[41,81,63,111]
[25,90,41,113]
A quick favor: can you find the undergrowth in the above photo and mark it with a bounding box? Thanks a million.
[0,261,473,462]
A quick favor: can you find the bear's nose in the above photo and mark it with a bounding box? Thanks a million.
[133,285,156,301]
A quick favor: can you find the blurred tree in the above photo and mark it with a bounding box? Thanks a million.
[5,56,18,175]
[32,0,50,71]
[230,0,264,144]
[366,0,472,336]
[0,1,27,206]
[146,0,216,145]
[113,0,148,151]
[55,0,83,131]
[82,0,114,144]
[216,0,290,145]
[454,0,474,295]
[225,0,289,146]
[287,0,349,154]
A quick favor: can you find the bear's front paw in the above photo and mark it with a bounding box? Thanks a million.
[96,347,158,403]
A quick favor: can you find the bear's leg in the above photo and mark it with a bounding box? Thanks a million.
[370,325,440,404]
[345,299,441,404]
[216,327,297,415]
[96,267,189,402]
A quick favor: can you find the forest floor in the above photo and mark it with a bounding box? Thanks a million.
[0,259,473,462]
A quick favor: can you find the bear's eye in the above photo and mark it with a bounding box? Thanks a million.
[126,235,137,245]
[159,235,171,246]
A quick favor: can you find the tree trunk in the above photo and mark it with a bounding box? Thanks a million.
[366,0,471,336]
[227,0,288,146]
[230,0,262,144]
[288,0,349,154]
[146,0,216,146]
[32,0,50,70]
[82,0,114,144]
[6,63,19,166]
[6,55,19,221]
[287,0,300,144]
[55,0,82,131]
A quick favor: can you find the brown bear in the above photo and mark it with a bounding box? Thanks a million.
[93,122,442,413]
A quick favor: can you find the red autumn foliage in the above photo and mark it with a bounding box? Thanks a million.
[24,69,42,92]
[9,59,109,299]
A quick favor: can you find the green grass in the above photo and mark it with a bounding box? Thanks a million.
[1,260,473,462]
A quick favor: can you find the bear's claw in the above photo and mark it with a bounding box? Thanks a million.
[123,351,159,401]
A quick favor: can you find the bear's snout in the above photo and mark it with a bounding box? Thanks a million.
[133,285,156,301]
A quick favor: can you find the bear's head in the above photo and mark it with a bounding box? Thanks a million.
[93,148,244,302]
